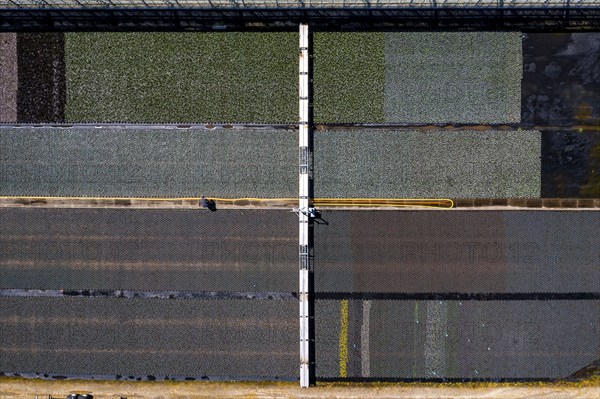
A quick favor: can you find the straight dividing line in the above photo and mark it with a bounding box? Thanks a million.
[339,299,349,378]
[361,300,371,378]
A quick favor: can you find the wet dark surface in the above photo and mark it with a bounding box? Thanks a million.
[16,33,65,123]
[542,131,600,198]
[522,33,600,127]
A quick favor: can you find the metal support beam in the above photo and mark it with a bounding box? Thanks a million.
[298,21,314,389]
[2,7,600,30]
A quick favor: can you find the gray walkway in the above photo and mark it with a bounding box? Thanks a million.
[0,208,297,292]
[0,296,297,379]
[314,210,600,293]
[315,299,600,379]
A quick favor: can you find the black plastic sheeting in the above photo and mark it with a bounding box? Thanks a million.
[522,33,600,127]
[541,131,600,198]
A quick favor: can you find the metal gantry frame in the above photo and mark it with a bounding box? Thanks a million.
[1,1,600,30]
[2,0,600,8]
[298,22,314,388]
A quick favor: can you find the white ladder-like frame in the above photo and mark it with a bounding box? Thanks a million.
[298,22,312,389]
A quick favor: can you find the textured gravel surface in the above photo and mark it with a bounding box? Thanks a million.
[0,296,296,379]
[315,299,600,379]
[314,130,541,198]
[0,33,17,123]
[313,32,385,123]
[64,32,297,123]
[384,32,522,124]
[0,208,297,292]
[0,128,297,197]
[314,211,600,293]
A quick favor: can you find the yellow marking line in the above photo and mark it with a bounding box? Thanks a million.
[339,299,349,378]
[0,196,454,209]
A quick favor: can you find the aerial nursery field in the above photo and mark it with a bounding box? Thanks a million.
[313,32,523,124]
[0,32,297,124]
[4,31,522,125]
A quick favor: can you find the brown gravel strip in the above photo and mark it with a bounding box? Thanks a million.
[1,197,599,210]
[1,377,599,399]
[0,33,18,123]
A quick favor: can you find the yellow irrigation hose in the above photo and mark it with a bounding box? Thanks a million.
[0,196,454,209]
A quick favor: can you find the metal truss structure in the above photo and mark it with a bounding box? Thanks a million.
[1,1,599,9]
[1,1,600,30]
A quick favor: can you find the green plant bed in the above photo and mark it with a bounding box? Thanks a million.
[314,130,541,198]
[313,32,522,124]
[0,128,297,198]
[313,32,386,124]
[64,32,297,123]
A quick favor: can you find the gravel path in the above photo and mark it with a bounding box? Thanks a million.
[0,33,17,123]
[1,378,598,399]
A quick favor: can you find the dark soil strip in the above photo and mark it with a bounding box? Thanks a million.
[570,359,600,380]
[16,33,65,123]
[0,33,18,123]
[522,33,600,127]
[0,289,296,300]
[541,131,600,198]
[0,371,294,382]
